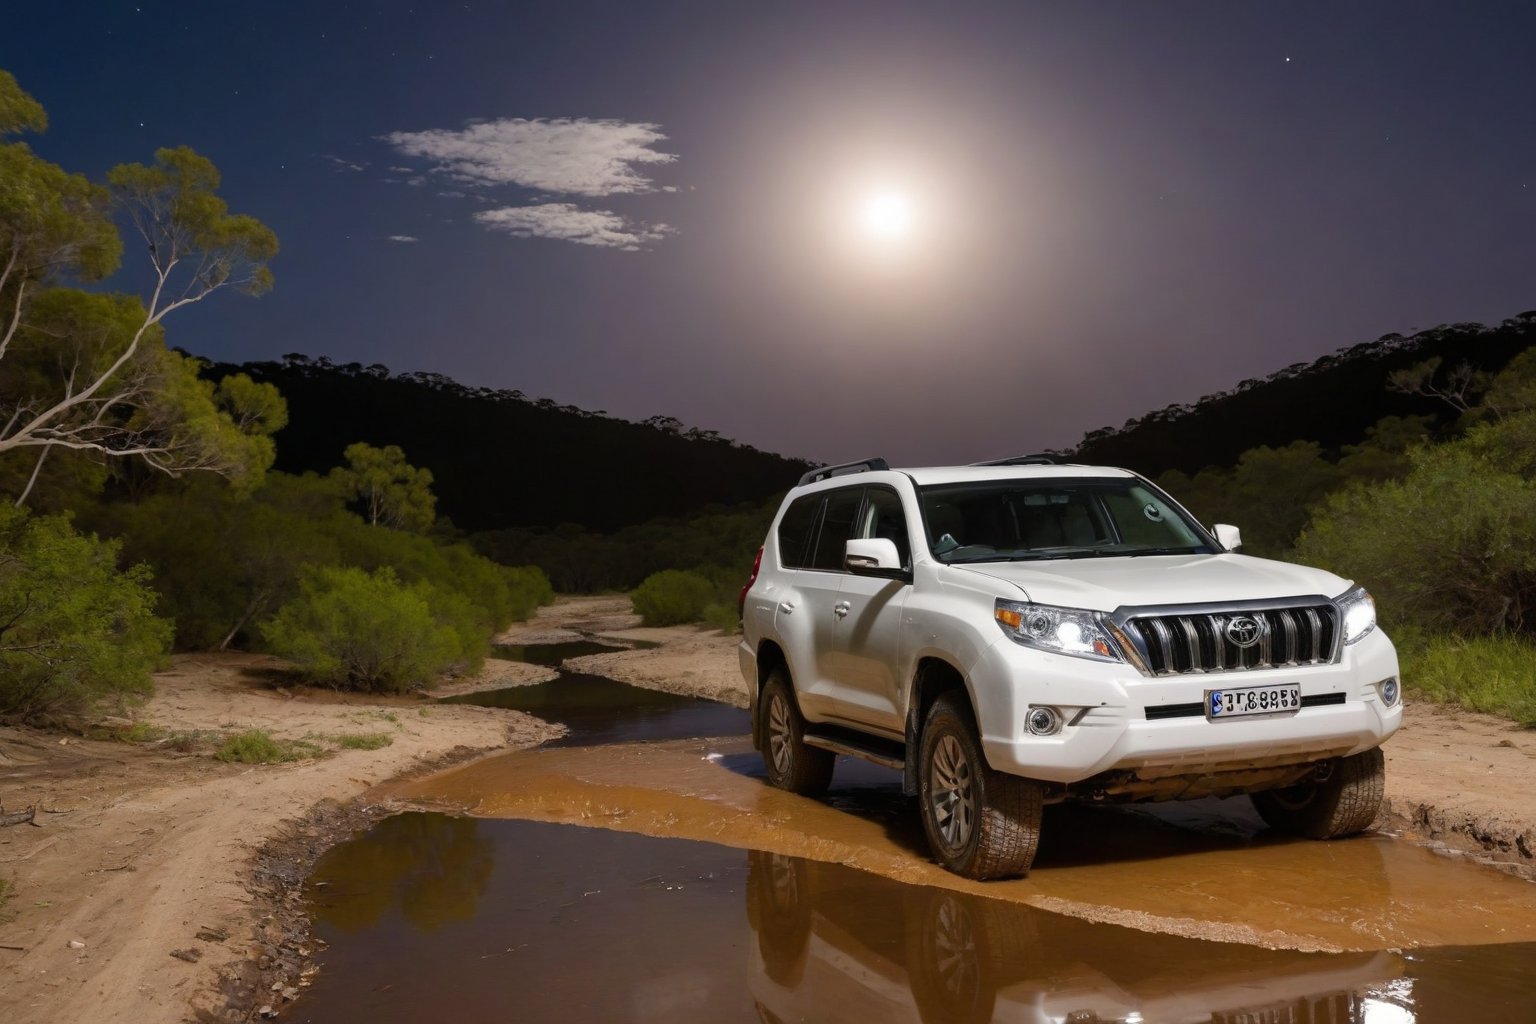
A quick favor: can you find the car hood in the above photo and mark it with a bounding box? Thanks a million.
[949,553,1352,612]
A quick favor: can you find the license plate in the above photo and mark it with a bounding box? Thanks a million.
[1206,684,1301,719]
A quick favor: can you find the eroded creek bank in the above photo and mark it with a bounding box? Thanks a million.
[292,635,1536,1022]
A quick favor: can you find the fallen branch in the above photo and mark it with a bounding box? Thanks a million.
[0,805,37,827]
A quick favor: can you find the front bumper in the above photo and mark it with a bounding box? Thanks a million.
[969,627,1402,786]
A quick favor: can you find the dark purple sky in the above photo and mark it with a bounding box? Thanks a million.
[7,2,1536,465]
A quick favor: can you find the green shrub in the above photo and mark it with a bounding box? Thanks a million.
[1399,632,1536,726]
[215,729,302,764]
[631,569,717,626]
[0,506,171,719]
[261,565,469,693]
[1296,437,1536,634]
[701,601,741,635]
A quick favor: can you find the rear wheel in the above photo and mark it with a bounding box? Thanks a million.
[760,669,834,797]
[1250,747,1385,839]
[918,694,1042,880]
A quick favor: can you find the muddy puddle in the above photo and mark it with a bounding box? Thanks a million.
[296,640,1536,1021]
[297,817,1533,1022]
[439,671,747,747]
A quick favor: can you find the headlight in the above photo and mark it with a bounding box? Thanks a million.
[1337,586,1377,645]
[995,599,1123,662]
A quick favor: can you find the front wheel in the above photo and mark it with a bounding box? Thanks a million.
[1250,747,1385,839]
[760,669,835,796]
[918,694,1042,880]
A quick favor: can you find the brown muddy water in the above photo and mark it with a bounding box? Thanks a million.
[294,649,1536,1022]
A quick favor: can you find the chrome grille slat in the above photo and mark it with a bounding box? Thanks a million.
[1128,603,1339,677]
[1276,609,1298,665]
[1177,616,1204,672]
[1304,608,1323,662]
[1147,617,1176,670]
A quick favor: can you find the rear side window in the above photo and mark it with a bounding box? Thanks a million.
[809,487,863,572]
[776,494,821,569]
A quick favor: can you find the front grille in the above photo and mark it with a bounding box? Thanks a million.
[1127,603,1339,676]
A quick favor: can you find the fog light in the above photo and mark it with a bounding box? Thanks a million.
[1376,676,1400,707]
[1026,706,1062,736]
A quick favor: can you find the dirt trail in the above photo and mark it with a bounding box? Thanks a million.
[0,654,560,1024]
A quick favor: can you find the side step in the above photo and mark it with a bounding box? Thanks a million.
[803,727,905,771]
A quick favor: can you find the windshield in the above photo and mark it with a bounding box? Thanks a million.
[918,477,1216,563]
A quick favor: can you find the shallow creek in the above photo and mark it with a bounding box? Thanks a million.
[293,640,1536,1022]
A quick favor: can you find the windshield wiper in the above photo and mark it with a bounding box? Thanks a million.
[1122,546,1202,557]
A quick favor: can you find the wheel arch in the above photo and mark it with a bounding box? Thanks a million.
[902,656,974,795]
[752,639,789,751]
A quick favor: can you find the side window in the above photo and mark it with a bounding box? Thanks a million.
[776,494,822,569]
[858,487,911,567]
[808,487,863,572]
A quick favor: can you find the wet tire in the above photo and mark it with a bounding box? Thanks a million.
[918,694,1042,880]
[760,669,834,797]
[1250,747,1385,839]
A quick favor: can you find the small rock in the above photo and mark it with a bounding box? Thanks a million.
[282,986,298,1001]
[66,939,85,950]
[258,1006,277,1019]
[170,948,202,963]
[195,925,229,943]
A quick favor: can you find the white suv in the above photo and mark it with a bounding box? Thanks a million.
[738,457,1402,880]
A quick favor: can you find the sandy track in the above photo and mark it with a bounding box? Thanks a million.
[0,654,560,1024]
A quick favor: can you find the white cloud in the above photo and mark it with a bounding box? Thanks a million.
[323,154,366,173]
[474,204,672,250]
[381,118,676,197]
[387,235,419,243]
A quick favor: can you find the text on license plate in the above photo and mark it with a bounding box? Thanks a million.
[1206,684,1301,719]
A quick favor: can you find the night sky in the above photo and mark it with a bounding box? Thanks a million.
[7,2,1536,466]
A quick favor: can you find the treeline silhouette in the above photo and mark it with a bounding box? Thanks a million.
[1070,313,1536,473]
[202,355,814,534]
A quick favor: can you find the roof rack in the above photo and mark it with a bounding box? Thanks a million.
[797,457,890,486]
[971,454,1058,467]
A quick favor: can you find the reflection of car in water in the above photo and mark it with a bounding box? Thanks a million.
[744,850,1408,1024]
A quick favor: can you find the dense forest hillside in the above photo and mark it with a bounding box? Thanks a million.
[1071,314,1536,473]
[203,356,813,533]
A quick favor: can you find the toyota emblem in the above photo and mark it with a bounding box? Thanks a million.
[1225,616,1264,649]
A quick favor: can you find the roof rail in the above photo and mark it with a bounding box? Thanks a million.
[972,454,1059,467]
[797,457,890,486]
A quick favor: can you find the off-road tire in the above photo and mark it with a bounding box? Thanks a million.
[760,669,835,797]
[918,694,1042,880]
[1250,747,1385,839]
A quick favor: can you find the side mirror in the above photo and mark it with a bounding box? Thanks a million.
[845,538,905,577]
[1214,524,1243,552]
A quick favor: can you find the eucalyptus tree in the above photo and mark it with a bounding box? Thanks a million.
[0,71,281,504]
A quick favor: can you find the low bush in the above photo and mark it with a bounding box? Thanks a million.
[261,566,472,693]
[0,506,171,719]
[631,569,717,626]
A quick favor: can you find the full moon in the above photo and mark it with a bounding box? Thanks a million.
[857,190,915,240]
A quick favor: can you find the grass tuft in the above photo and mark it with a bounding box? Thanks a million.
[214,729,306,764]
[1400,632,1536,727]
[333,731,394,751]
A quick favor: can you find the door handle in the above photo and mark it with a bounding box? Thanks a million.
[779,600,796,614]
[833,601,850,619]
